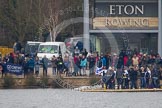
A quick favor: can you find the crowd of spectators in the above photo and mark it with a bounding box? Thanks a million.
[0,47,162,89]
[98,50,162,89]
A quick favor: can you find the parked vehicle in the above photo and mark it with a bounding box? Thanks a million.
[25,41,43,57]
[64,37,94,52]
[37,42,66,60]
[64,37,83,52]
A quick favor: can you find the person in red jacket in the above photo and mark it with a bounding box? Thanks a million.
[123,55,128,66]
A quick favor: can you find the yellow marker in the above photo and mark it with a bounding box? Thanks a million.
[104,84,106,90]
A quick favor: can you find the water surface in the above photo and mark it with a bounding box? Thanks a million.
[0,89,162,108]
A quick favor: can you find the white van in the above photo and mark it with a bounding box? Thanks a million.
[25,41,43,56]
[64,37,83,52]
[37,42,66,60]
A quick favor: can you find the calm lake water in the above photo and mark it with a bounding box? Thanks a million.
[0,89,162,108]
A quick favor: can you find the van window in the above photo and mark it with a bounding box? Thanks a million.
[38,45,58,54]
[25,43,41,55]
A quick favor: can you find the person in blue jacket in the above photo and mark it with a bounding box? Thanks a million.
[27,56,35,75]
[101,55,107,68]
[42,55,49,77]
[80,55,87,76]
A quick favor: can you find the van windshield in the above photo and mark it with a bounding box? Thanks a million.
[38,45,58,54]
[25,43,40,54]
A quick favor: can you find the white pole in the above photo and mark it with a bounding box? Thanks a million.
[158,0,162,56]
[83,0,90,52]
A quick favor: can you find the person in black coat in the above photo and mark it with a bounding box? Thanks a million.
[88,54,96,75]
[57,56,64,74]
[117,50,125,69]
[0,61,7,78]
[105,54,111,69]
[22,58,29,78]
[129,66,138,89]
[82,49,88,57]
[0,63,3,78]
[7,53,14,64]
[151,65,160,88]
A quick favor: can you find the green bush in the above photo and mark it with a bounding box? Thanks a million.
[89,77,100,85]
[3,75,15,88]
[39,76,49,87]
[25,75,37,86]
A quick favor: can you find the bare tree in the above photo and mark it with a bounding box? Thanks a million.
[0,0,83,46]
[41,0,63,41]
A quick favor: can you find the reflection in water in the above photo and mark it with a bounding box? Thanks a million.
[0,89,162,108]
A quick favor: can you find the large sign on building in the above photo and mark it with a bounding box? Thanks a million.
[93,17,158,29]
[93,2,158,30]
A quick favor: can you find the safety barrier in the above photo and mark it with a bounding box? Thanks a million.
[54,75,102,91]
[54,76,77,89]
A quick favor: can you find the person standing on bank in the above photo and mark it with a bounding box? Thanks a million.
[140,67,146,88]
[35,56,40,77]
[51,55,57,75]
[88,54,96,75]
[101,55,107,68]
[132,54,139,67]
[116,68,123,89]
[23,57,29,78]
[7,53,14,64]
[63,55,70,76]
[80,55,87,76]
[145,67,151,88]
[0,62,3,78]
[42,55,49,77]
[151,64,160,88]
[13,40,22,53]
[73,54,80,76]
[27,56,35,75]
[122,67,129,89]
[129,66,138,89]
[57,56,64,74]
